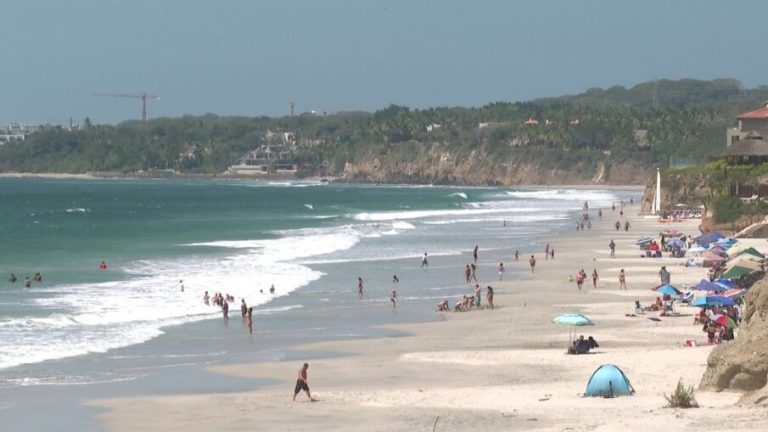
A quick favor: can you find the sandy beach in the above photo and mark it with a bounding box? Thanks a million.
[87,204,768,431]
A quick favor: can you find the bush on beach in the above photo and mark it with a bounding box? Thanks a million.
[664,379,699,408]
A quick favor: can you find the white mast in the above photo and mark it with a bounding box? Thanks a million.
[652,167,661,215]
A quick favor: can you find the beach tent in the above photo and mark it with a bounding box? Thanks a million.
[725,259,762,272]
[722,266,757,279]
[585,364,635,398]
[740,247,765,260]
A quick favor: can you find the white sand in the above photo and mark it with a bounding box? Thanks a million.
[88,206,768,431]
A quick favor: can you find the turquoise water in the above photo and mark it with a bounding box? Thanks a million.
[0,179,639,382]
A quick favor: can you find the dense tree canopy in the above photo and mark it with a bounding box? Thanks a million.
[2,78,767,177]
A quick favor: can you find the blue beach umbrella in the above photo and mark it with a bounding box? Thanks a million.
[553,313,594,343]
[691,295,735,308]
[694,279,724,292]
[553,312,594,326]
[655,285,682,296]
[667,238,685,248]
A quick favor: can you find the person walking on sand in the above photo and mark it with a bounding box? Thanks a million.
[514,250,519,261]
[498,262,505,281]
[421,252,429,268]
[550,248,555,260]
[592,269,599,288]
[529,255,536,274]
[619,269,627,290]
[293,363,316,402]
[545,243,550,260]
[357,277,364,298]
[609,239,616,258]
[486,286,494,310]
[624,220,630,232]
[473,245,478,263]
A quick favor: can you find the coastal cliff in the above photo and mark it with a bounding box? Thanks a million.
[341,147,648,186]
[700,277,768,405]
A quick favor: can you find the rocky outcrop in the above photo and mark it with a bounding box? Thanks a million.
[639,170,712,214]
[699,277,768,404]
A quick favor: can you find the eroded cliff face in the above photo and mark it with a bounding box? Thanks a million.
[341,146,648,186]
[700,277,768,404]
[639,171,713,214]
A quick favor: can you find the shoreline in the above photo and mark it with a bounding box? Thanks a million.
[86,204,768,431]
[0,172,647,189]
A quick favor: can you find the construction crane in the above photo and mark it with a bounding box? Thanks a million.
[93,92,160,122]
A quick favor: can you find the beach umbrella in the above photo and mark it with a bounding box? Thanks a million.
[723,288,746,298]
[667,238,685,248]
[654,285,682,296]
[712,314,737,329]
[714,279,739,291]
[722,266,755,279]
[693,279,723,292]
[552,313,594,343]
[553,312,594,326]
[635,236,654,245]
[691,295,735,308]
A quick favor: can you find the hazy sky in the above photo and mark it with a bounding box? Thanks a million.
[2,0,766,125]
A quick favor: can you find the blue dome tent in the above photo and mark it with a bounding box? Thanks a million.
[585,364,635,397]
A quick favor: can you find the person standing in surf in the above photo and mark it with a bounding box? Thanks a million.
[357,277,364,298]
[498,262,505,281]
[421,252,429,268]
[390,290,398,308]
[473,245,478,263]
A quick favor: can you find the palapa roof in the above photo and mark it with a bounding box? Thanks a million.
[711,137,768,158]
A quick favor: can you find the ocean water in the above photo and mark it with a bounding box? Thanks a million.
[0,179,639,394]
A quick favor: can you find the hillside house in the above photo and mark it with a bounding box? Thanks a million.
[726,102,768,146]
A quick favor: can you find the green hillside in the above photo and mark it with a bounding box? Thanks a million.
[2,78,767,183]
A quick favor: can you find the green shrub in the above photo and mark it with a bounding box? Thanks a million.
[664,379,699,408]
